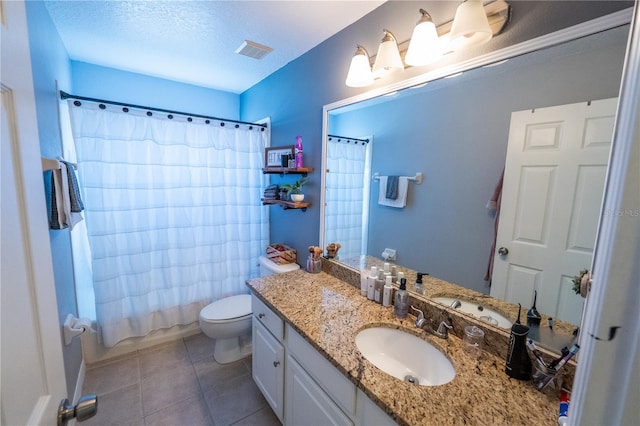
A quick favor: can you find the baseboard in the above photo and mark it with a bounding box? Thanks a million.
[66,359,86,426]
[73,359,86,403]
[82,322,202,366]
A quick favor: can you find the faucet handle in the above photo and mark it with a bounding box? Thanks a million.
[410,306,427,328]
[437,319,453,337]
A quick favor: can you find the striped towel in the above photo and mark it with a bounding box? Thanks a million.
[50,160,84,230]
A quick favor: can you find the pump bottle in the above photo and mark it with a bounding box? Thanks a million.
[394,278,409,318]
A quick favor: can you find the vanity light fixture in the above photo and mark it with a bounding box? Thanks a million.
[345,45,374,88]
[344,0,510,88]
[372,29,404,79]
[448,0,493,51]
[405,9,443,67]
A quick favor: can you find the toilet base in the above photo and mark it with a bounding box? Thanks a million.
[213,333,252,364]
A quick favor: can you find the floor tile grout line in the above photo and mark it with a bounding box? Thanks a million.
[185,336,218,426]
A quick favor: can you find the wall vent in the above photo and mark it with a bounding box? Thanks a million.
[235,40,273,60]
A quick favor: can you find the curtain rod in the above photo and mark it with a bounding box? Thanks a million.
[60,91,267,129]
[327,134,369,144]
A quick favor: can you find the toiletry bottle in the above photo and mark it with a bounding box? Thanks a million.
[505,321,532,380]
[391,265,397,283]
[360,269,368,297]
[366,266,377,300]
[295,135,303,168]
[374,270,385,304]
[414,272,425,295]
[383,276,393,307]
[394,278,409,318]
[397,271,405,284]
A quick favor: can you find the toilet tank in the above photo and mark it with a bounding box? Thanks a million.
[259,255,300,277]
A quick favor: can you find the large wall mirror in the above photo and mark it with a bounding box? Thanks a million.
[321,20,630,351]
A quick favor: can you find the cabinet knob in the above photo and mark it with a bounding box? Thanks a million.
[273,360,280,367]
[258,313,265,319]
[498,247,509,256]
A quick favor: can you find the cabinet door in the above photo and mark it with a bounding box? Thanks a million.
[355,389,397,426]
[253,320,285,422]
[285,355,353,426]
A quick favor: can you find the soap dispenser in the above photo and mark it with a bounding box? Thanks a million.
[394,278,409,318]
[413,272,426,295]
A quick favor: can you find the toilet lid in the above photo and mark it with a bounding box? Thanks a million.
[201,294,251,321]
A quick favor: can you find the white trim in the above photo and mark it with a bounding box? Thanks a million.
[571,1,640,424]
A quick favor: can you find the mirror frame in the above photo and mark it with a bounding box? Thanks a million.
[319,8,633,338]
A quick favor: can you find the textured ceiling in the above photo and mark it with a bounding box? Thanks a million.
[44,1,386,94]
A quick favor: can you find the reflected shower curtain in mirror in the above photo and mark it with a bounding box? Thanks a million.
[67,102,268,347]
[324,138,371,261]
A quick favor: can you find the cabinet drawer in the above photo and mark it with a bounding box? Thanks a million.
[252,294,284,341]
[286,324,356,417]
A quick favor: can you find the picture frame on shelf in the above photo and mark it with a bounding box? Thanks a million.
[265,145,295,167]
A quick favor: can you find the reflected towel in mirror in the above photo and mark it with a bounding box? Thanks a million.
[378,176,408,208]
[386,175,399,199]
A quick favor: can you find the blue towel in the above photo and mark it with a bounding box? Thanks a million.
[49,160,84,230]
[385,175,399,199]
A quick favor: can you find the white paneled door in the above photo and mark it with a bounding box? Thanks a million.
[490,98,617,324]
[1,1,68,424]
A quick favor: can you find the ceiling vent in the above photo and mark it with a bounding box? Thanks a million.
[235,40,273,60]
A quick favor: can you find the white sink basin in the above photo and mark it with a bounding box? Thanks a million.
[433,296,513,329]
[355,327,455,386]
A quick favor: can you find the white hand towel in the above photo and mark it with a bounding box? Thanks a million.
[378,176,409,208]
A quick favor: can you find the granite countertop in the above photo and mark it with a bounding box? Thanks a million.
[246,270,559,426]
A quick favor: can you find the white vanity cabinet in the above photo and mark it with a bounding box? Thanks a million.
[252,295,285,422]
[285,324,356,425]
[251,293,397,426]
[285,355,353,425]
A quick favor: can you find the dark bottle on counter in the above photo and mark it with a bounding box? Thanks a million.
[394,278,409,318]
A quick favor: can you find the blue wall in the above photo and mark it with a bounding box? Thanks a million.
[330,27,627,293]
[240,1,632,266]
[25,0,79,397]
[71,61,239,119]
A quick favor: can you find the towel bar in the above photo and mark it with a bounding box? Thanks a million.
[42,157,78,171]
[373,172,423,184]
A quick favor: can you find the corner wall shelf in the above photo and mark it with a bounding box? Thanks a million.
[261,198,310,212]
[262,167,314,177]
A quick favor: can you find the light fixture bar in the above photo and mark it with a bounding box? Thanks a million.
[369,0,511,67]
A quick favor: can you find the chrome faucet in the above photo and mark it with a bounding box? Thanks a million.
[410,306,428,328]
[449,299,462,309]
[410,306,453,339]
[433,319,453,339]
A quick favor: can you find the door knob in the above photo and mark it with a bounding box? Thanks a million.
[57,394,98,426]
[498,247,509,256]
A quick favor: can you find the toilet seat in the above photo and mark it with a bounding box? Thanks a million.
[200,294,251,323]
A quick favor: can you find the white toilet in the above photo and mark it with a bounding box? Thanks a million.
[199,255,299,364]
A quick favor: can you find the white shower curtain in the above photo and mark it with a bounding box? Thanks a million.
[66,101,268,347]
[324,138,371,261]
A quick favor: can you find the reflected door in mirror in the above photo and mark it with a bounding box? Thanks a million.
[491,98,617,324]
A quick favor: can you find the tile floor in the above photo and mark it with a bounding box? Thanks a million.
[82,333,281,426]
